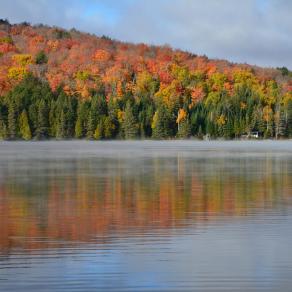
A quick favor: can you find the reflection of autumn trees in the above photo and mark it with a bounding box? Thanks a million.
[0,156,291,252]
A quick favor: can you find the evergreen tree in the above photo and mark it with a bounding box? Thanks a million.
[0,112,7,140]
[29,103,38,137]
[56,110,66,139]
[75,117,83,138]
[286,100,292,137]
[206,119,216,138]
[107,97,119,138]
[35,50,48,64]
[19,110,31,140]
[104,116,115,139]
[49,100,58,137]
[94,120,103,140]
[86,111,96,139]
[223,118,233,139]
[75,101,89,138]
[8,101,17,139]
[197,125,204,139]
[123,102,137,139]
[152,105,171,139]
[36,99,49,139]
[177,118,191,138]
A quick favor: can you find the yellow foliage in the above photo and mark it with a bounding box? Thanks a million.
[155,81,179,107]
[205,91,220,107]
[282,92,292,106]
[8,67,28,80]
[117,110,124,124]
[240,102,247,109]
[264,80,279,106]
[208,72,227,91]
[135,71,153,95]
[170,64,190,83]
[176,108,187,124]
[94,126,102,140]
[217,114,226,126]
[151,111,159,129]
[233,69,257,85]
[0,36,13,44]
[12,54,33,66]
[76,70,90,81]
[263,106,273,122]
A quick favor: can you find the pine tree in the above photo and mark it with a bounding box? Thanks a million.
[177,119,191,138]
[49,101,57,137]
[35,50,48,64]
[206,120,216,138]
[197,125,204,139]
[152,105,171,139]
[36,99,49,139]
[0,112,7,140]
[104,116,115,139]
[8,101,17,139]
[223,119,233,139]
[86,111,96,139]
[75,101,89,138]
[94,121,103,140]
[123,102,137,139]
[19,110,31,140]
[286,100,292,138]
[75,117,83,138]
[65,97,76,137]
[29,103,38,137]
[56,110,66,139]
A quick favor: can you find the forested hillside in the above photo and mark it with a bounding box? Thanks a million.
[0,19,291,140]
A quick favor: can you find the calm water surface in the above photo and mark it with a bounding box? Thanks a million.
[0,140,292,291]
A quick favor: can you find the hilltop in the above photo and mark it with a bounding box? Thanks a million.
[0,19,291,140]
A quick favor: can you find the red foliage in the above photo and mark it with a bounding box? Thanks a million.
[0,23,289,98]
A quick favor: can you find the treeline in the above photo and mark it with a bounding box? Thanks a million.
[0,74,291,140]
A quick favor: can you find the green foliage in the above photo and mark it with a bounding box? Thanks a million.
[35,51,48,64]
[36,99,49,139]
[53,29,71,39]
[0,36,13,44]
[56,111,66,139]
[8,101,17,139]
[1,70,291,141]
[94,121,103,140]
[177,119,191,138]
[75,117,83,138]
[123,102,138,139]
[277,67,290,77]
[0,111,7,140]
[0,19,10,25]
[152,105,171,139]
[19,110,31,140]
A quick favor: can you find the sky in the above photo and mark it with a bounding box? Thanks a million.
[1,0,292,69]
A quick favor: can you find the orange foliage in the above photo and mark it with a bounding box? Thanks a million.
[0,22,290,99]
[176,108,187,124]
[93,49,111,62]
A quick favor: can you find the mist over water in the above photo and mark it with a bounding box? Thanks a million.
[0,141,292,291]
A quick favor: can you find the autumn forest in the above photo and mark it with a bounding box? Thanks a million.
[0,19,291,140]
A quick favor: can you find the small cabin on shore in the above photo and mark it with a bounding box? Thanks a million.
[241,132,259,139]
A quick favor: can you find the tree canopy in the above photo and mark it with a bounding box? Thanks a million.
[0,22,291,140]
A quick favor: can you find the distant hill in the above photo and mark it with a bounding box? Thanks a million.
[0,20,291,140]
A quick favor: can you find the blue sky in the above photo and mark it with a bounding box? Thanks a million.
[1,0,292,68]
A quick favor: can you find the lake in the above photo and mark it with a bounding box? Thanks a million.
[0,140,292,291]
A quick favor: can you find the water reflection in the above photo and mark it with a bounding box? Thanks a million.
[0,141,291,253]
[0,141,292,291]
